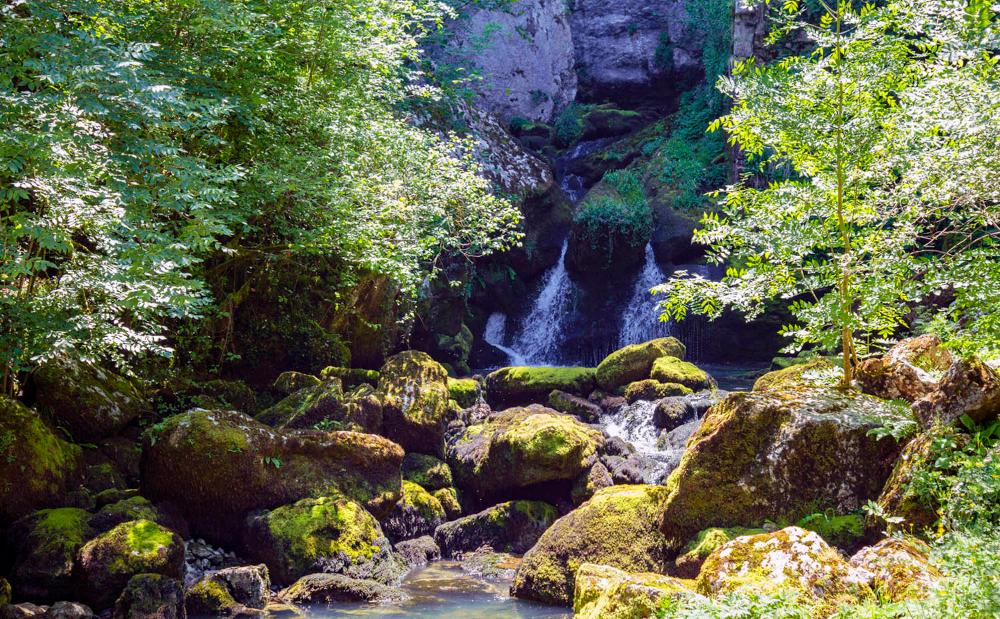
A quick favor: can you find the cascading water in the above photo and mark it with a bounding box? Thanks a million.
[598,399,705,483]
[618,243,672,348]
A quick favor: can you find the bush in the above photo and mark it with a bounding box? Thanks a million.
[573,170,653,251]
[554,104,586,147]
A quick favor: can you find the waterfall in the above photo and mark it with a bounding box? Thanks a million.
[483,313,526,366]
[598,399,704,483]
[618,244,671,348]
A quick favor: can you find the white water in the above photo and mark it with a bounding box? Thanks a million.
[482,313,527,366]
[598,400,704,483]
[618,243,672,348]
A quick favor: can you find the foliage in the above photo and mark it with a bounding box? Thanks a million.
[0,0,521,391]
[573,170,653,250]
[658,0,1000,381]
[554,103,588,147]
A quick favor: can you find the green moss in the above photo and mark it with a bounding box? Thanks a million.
[502,412,602,464]
[264,496,382,568]
[753,358,833,392]
[126,519,176,555]
[796,512,864,548]
[623,379,693,402]
[596,338,686,391]
[448,378,480,409]
[35,507,92,548]
[650,356,713,390]
[0,576,9,605]
[514,500,558,524]
[485,366,596,406]
[257,377,345,428]
[402,453,454,491]
[433,487,462,519]
[401,480,446,522]
[678,527,764,564]
[573,563,695,619]
[186,577,237,614]
[321,366,381,389]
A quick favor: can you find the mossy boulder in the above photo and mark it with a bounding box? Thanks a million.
[185,564,270,615]
[623,379,692,402]
[277,573,406,605]
[752,358,833,392]
[848,538,941,602]
[319,366,380,390]
[258,377,380,433]
[243,496,405,586]
[674,527,765,579]
[696,526,866,606]
[0,397,83,524]
[0,580,8,607]
[485,367,596,407]
[78,519,184,608]
[658,389,902,548]
[381,481,446,543]
[141,409,403,546]
[377,351,454,454]
[433,487,463,520]
[548,390,602,422]
[650,357,714,391]
[184,578,241,617]
[448,378,481,409]
[571,462,614,505]
[595,338,687,392]
[113,574,185,619]
[573,563,699,619]
[9,507,94,601]
[510,485,671,606]
[401,453,453,491]
[90,497,163,534]
[30,357,145,441]
[446,405,604,501]
[273,372,321,395]
[433,500,558,557]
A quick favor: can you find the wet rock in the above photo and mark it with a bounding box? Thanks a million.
[600,436,635,457]
[432,487,463,520]
[277,574,407,605]
[0,398,83,524]
[623,379,692,403]
[653,397,692,431]
[548,390,603,422]
[848,538,941,602]
[912,357,1000,428]
[594,393,627,416]
[857,335,954,402]
[446,405,603,500]
[571,462,614,505]
[658,389,902,547]
[78,519,184,609]
[485,367,596,408]
[30,357,145,442]
[511,485,670,606]
[401,454,453,491]
[650,357,714,391]
[595,338,686,392]
[604,453,663,485]
[142,409,403,545]
[394,536,441,568]
[447,377,481,409]
[434,501,557,558]
[39,603,92,619]
[573,563,699,619]
[696,527,867,604]
[242,496,405,586]
[460,548,521,580]
[112,574,185,619]
[674,527,765,579]
[378,351,454,455]
[381,481,446,543]
[9,507,93,601]
[185,577,259,617]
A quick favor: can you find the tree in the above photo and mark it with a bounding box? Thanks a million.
[658,0,1000,386]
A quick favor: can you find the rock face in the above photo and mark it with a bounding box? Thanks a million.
[446,405,603,501]
[848,538,941,602]
[511,485,671,606]
[658,389,902,547]
[696,527,864,604]
[0,398,82,524]
[573,563,698,619]
[243,496,405,586]
[485,366,596,408]
[433,501,557,557]
[595,338,686,392]
[438,0,576,122]
[141,409,403,545]
[378,351,454,455]
[30,357,145,442]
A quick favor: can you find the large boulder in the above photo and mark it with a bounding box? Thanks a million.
[658,389,902,547]
[623,379,691,403]
[9,508,93,601]
[377,351,454,454]
[548,390,602,422]
[696,526,865,605]
[511,485,670,606]
[446,405,603,501]
[433,501,557,557]
[277,573,406,605]
[857,335,954,402]
[141,409,403,545]
[650,357,714,391]
[258,377,381,433]
[485,367,596,408]
[673,527,765,579]
[112,574,185,619]
[912,357,1000,428]
[848,538,941,602]
[401,453,454,492]
[30,357,145,442]
[573,563,699,619]
[77,520,184,609]
[380,481,446,543]
[242,495,405,586]
[595,338,686,392]
[752,358,833,392]
[0,398,82,524]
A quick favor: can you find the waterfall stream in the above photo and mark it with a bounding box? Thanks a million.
[618,244,672,348]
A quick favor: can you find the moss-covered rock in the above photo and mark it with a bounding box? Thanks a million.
[142,409,403,546]
[650,356,714,391]
[184,578,240,616]
[277,573,406,605]
[848,537,941,602]
[674,527,765,579]
[485,367,596,407]
[258,377,380,433]
[113,574,185,619]
[193,379,259,414]
[571,462,614,505]
[547,390,602,422]
[623,379,692,402]
[381,481,446,543]
[243,496,405,586]
[0,398,82,524]
[78,519,184,608]
[0,579,8,607]
[446,405,604,501]
[511,485,671,606]
[30,357,145,442]
[595,338,686,392]
[185,564,270,615]
[377,351,454,454]
[573,563,699,619]
[752,358,833,392]
[433,500,557,557]
[90,496,164,534]
[434,324,475,376]
[319,367,380,390]
[401,453,454,491]
[9,507,94,601]
[273,372,321,395]
[448,378,481,409]
[658,390,902,548]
